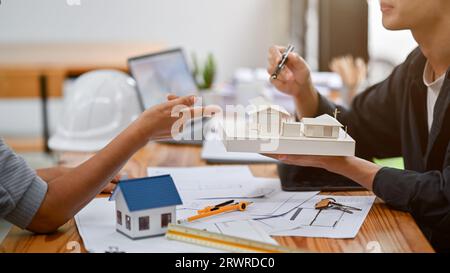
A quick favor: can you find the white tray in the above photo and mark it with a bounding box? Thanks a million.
[221,120,355,156]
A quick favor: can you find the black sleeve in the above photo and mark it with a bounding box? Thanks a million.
[315,61,407,160]
[278,53,410,187]
[374,166,450,251]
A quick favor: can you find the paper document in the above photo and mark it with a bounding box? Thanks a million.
[75,198,276,253]
[176,190,320,225]
[147,166,278,200]
[257,195,376,238]
[202,132,277,163]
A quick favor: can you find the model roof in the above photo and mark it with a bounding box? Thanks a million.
[110,175,182,211]
[302,114,343,127]
[247,96,290,116]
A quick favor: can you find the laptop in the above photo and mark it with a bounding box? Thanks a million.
[278,164,364,191]
[128,48,204,145]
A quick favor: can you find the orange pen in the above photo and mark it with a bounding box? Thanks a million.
[197,199,235,214]
[178,201,253,224]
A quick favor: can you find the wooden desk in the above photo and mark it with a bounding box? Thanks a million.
[0,43,163,151]
[0,143,434,253]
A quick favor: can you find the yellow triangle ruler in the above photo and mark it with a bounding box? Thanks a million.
[165,224,303,253]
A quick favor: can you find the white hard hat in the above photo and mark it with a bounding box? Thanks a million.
[49,69,142,152]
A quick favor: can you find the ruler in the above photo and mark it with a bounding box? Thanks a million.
[165,224,302,253]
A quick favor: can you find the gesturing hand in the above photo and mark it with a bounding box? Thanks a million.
[139,94,221,141]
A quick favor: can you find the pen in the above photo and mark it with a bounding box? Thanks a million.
[177,201,253,224]
[271,44,295,80]
[197,199,235,214]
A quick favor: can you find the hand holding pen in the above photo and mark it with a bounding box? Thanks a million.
[267,45,318,117]
[271,44,295,80]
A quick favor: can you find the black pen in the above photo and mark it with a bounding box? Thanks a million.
[271,44,295,80]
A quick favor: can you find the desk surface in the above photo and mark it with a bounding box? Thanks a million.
[0,143,434,253]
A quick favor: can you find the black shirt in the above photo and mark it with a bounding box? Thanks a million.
[278,48,450,252]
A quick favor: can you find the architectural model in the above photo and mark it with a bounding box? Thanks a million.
[110,175,182,239]
[221,97,355,156]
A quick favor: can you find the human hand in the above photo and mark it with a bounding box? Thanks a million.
[267,45,315,98]
[267,46,319,117]
[264,154,342,170]
[264,154,380,191]
[329,55,367,104]
[137,94,221,141]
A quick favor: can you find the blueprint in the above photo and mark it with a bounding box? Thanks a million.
[256,195,376,238]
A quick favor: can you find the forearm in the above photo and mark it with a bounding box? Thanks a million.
[27,118,152,232]
[26,95,201,233]
[36,167,71,183]
[292,84,319,118]
[324,156,381,191]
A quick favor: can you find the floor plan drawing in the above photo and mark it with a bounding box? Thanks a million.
[256,195,376,239]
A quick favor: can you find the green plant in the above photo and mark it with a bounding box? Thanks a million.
[192,52,216,90]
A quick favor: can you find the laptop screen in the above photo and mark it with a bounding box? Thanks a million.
[128,49,198,110]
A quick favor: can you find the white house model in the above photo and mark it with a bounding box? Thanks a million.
[221,96,354,156]
[301,114,343,138]
[247,97,291,137]
[247,97,343,139]
[109,175,182,239]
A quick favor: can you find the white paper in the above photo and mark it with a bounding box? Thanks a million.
[147,166,277,200]
[257,195,376,239]
[201,132,277,163]
[75,198,277,253]
[75,198,217,253]
[176,190,320,225]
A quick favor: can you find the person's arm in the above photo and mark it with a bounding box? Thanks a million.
[270,152,450,249]
[268,155,380,190]
[36,167,70,182]
[268,45,412,159]
[267,46,319,118]
[26,95,213,233]
[270,154,450,228]
[36,166,121,193]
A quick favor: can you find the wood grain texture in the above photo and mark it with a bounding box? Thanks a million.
[0,143,434,253]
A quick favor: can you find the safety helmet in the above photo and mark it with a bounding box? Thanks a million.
[49,70,142,152]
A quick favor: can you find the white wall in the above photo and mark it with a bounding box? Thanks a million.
[0,0,290,136]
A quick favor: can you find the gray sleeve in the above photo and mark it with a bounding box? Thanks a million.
[0,138,48,229]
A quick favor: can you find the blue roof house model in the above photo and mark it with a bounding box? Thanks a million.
[110,175,182,239]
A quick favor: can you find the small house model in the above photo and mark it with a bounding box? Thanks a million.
[301,114,343,138]
[247,97,291,137]
[281,122,302,137]
[110,175,182,239]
